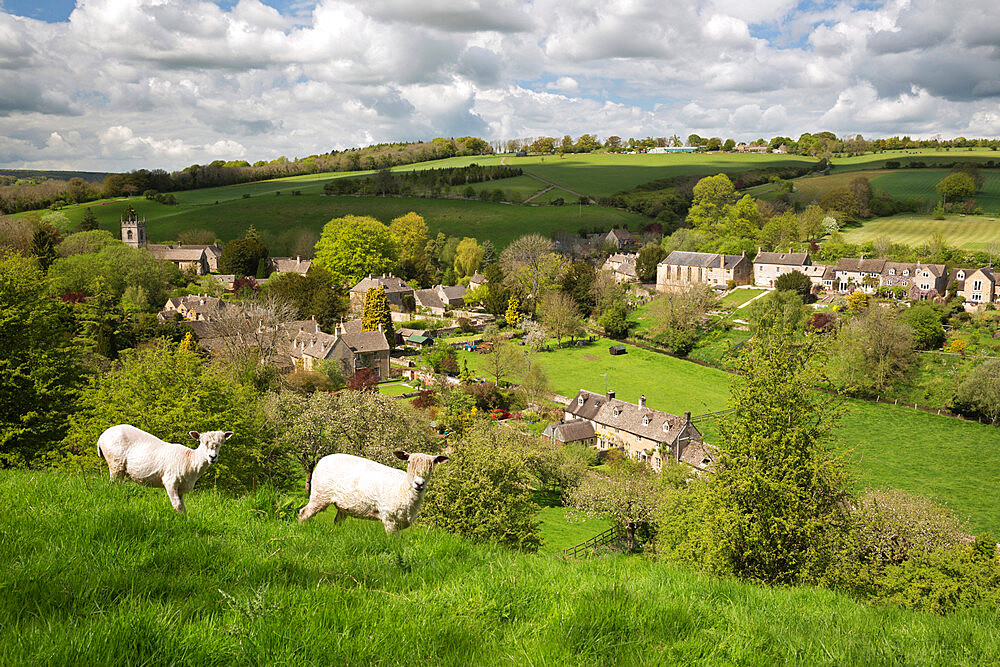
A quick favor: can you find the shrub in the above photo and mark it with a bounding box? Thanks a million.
[656,328,699,356]
[421,423,541,551]
[412,389,437,409]
[871,544,1000,614]
[850,489,966,568]
[346,368,379,392]
[456,316,473,333]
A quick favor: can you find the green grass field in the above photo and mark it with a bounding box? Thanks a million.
[840,215,1000,250]
[460,338,1000,534]
[3,471,998,664]
[49,192,645,255]
[830,148,1000,172]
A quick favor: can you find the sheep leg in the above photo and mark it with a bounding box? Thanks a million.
[166,486,186,513]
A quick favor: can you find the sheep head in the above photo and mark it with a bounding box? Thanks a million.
[190,430,234,464]
[394,450,449,493]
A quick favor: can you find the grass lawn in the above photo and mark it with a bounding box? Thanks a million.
[840,214,1000,250]
[49,192,646,255]
[463,337,1000,534]
[377,382,415,397]
[4,471,999,664]
[718,288,767,308]
[533,489,611,553]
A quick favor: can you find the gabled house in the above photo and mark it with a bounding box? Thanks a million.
[880,262,947,300]
[564,390,709,471]
[349,274,415,313]
[147,245,210,275]
[605,228,634,250]
[268,256,312,276]
[753,251,812,287]
[468,272,488,290]
[601,253,639,284]
[833,257,886,293]
[282,319,390,378]
[159,294,228,322]
[542,419,597,447]
[656,251,751,292]
[953,267,1000,306]
[414,284,468,315]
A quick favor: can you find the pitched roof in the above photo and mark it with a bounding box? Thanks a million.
[350,274,413,294]
[608,228,632,240]
[565,390,695,443]
[415,288,445,310]
[835,257,887,273]
[439,285,467,304]
[147,245,207,262]
[882,262,946,278]
[660,250,745,269]
[339,330,390,353]
[754,251,810,266]
[469,272,488,285]
[270,257,312,274]
[543,419,595,443]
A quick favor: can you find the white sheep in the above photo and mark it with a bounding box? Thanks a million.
[298,450,448,532]
[97,424,233,513]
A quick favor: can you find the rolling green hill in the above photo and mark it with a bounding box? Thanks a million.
[839,215,1000,250]
[3,471,997,664]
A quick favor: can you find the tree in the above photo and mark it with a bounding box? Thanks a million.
[635,243,667,283]
[598,297,631,339]
[421,423,541,551]
[500,234,563,317]
[48,242,182,308]
[819,187,861,221]
[560,261,597,316]
[262,268,347,331]
[540,290,584,346]
[29,228,57,270]
[482,335,524,387]
[204,294,296,390]
[828,308,915,394]
[747,290,806,333]
[674,315,851,583]
[952,359,1000,425]
[219,226,268,277]
[505,294,522,327]
[569,458,660,551]
[846,290,868,312]
[346,367,379,392]
[63,341,283,491]
[904,305,945,350]
[388,212,430,285]
[936,172,976,202]
[798,205,826,241]
[519,362,550,405]
[686,174,735,231]
[453,237,484,278]
[361,286,395,349]
[79,207,99,232]
[313,215,398,285]
[774,270,812,297]
[649,283,716,353]
[56,229,118,257]
[0,252,81,466]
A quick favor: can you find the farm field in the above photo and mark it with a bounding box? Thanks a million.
[3,471,998,664]
[503,152,817,197]
[459,337,1000,534]
[839,215,1000,250]
[830,148,1000,172]
[48,192,646,255]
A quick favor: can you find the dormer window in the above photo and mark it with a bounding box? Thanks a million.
[642,416,650,426]
[958,271,966,280]
[577,396,584,407]
[888,269,895,275]
[902,270,909,276]
[613,408,620,417]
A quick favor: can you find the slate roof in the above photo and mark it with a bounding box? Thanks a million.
[340,330,390,353]
[270,257,312,274]
[350,274,413,294]
[439,285,468,304]
[566,390,693,443]
[835,257,887,273]
[147,245,207,262]
[415,285,467,310]
[659,251,746,269]
[608,228,632,241]
[543,419,596,443]
[469,272,488,286]
[882,262,946,278]
[415,288,446,310]
[754,251,810,266]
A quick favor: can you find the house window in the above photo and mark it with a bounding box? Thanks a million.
[974,280,983,291]
[957,271,965,280]
[613,408,620,417]
[902,270,909,276]
[642,416,650,426]
[888,268,895,275]
[577,396,584,407]
[920,283,929,290]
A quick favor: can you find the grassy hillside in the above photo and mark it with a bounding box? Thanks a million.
[458,339,1000,534]
[3,471,998,664]
[830,148,1000,172]
[48,192,645,255]
[839,215,1000,250]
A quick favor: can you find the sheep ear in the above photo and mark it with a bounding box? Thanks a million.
[393,450,409,461]
[224,431,234,440]
[189,431,201,440]
[433,455,449,465]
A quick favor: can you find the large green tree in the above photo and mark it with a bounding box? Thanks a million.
[635,243,666,283]
[936,172,976,202]
[314,215,398,285]
[828,308,915,394]
[0,252,82,467]
[360,286,395,348]
[219,226,269,277]
[686,173,735,231]
[388,212,430,285]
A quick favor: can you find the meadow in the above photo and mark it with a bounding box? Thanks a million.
[458,338,1000,535]
[839,215,1000,250]
[3,471,998,665]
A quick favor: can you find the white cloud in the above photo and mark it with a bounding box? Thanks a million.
[0,0,998,171]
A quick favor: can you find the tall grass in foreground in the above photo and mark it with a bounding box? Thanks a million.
[2,471,998,665]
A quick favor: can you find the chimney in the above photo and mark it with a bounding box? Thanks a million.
[684,411,691,423]
[639,394,646,409]
[607,390,615,400]
[378,323,384,334]
[296,255,301,263]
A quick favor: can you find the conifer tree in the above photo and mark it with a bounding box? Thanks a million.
[79,207,99,232]
[505,294,522,327]
[361,286,395,348]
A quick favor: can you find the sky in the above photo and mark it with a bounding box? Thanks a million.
[1,0,999,172]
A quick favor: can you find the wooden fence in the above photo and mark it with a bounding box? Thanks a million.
[562,526,622,559]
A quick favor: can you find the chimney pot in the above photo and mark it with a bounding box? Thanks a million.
[639,394,646,409]
[684,411,691,423]
[607,390,615,400]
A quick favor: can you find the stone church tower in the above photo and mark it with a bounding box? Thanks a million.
[121,207,146,248]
